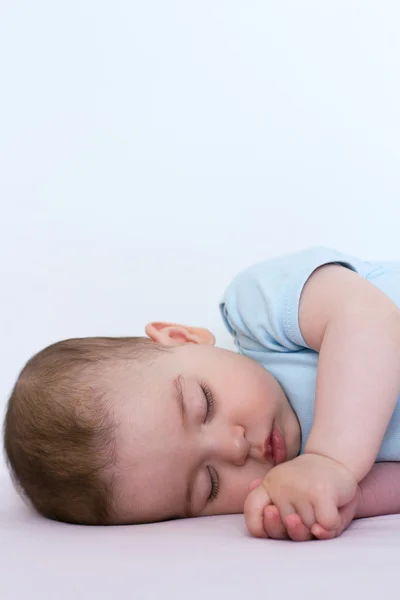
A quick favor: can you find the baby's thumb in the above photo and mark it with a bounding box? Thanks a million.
[248,478,263,492]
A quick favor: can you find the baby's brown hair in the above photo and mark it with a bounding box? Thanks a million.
[3,336,167,525]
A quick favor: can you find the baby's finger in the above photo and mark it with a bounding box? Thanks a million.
[284,513,313,542]
[273,502,297,523]
[248,478,263,493]
[293,502,316,530]
[312,495,358,540]
[263,505,288,540]
[244,485,271,538]
[315,500,341,531]
[310,523,337,540]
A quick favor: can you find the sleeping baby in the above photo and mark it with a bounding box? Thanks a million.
[4,247,400,541]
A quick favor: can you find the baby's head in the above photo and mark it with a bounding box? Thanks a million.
[3,323,301,525]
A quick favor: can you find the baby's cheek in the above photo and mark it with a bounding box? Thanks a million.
[203,465,272,516]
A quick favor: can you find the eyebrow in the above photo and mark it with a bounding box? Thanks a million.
[173,376,186,428]
[172,376,194,518]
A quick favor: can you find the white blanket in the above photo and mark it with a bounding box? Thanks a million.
[0,474,397,600]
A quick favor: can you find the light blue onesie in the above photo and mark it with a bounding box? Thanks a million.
[220,247,400,462]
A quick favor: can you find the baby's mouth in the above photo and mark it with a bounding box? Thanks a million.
[263,424,287,465]
[263,434,273,462]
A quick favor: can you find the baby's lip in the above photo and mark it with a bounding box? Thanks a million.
[263,424,287,465]
[263,432,273,463]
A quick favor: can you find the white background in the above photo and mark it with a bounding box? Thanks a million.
[1,1,399,473]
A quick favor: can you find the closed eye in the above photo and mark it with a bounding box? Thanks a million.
[207,466,219,502]
[200,381,214,422]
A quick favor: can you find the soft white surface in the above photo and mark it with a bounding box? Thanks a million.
[1,475,399,600]
[1,2,400,594]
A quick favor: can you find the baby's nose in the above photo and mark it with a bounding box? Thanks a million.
[226,426,249,466]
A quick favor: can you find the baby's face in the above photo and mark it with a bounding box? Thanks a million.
[110,326,301,524]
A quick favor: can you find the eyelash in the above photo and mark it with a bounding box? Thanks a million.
[207,466,220,502]
[200,382,219,502]
[200,381,214,422]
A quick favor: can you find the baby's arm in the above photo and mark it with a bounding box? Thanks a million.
[356,462,400,519]
[245,264,400,540]
[300,264,400,481]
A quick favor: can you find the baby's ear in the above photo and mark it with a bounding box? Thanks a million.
[145,322,215,346]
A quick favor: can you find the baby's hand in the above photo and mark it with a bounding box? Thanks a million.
[244,454,358,541]
[259,495,360,541]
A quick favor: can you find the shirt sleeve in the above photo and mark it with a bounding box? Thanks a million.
[219,246,370,354]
